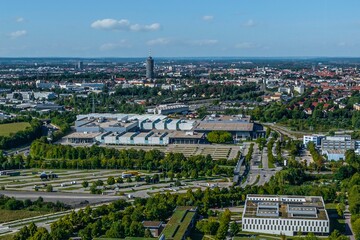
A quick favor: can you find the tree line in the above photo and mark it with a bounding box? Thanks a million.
[0,195,70,212]
[9,141,236,177]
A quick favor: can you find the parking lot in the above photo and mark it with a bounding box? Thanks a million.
[0,168,234,204]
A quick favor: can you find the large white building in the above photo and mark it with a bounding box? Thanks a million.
[68,113,262,146]
[242,194,329,236]
[68,113,204,145]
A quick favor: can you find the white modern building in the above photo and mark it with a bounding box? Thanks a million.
[155,104,189,115]
[294,85,305,94]
[242,194,330,236]
[303,135,325,147]
[36,80,57,89]
[68,113,204,146]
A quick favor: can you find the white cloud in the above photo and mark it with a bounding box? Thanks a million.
[99,40,132,51]
[8,30,27,39]
[91,19,130,30]
[235,42,258,49]
[130,23,160,32]
[147,38,170,46]
[91,18,160,32]
[188,39,218,46]
[242,19,256,27]
[202,15,214,21]
[16,17,24,23]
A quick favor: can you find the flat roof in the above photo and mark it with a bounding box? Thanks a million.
[162,206,196,240]
[324,149,346,154]
[195,122,254,132]
[66,132,102,139]
[120,132,138,138]
[136,132,152,138]
[203,114,251,122]
[243,194,328,221]
[142,221,162,228]
[169,131,205,139]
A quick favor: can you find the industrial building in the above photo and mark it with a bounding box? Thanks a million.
[242,194,330,236]
[66,113,262,145]
[195,114,264,140]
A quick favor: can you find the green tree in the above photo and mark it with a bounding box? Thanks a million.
[105,222,125,238]
[353,218,360,240]
[46,185,53,192]
[107,176,115,185]
[82,181,89,188]
[229,222,239,237]
[207,131,233,143]
[216,209,231,240]
[336,203,346,217]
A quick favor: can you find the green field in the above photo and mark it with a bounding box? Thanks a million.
[0,233,16,240]
[0,122,31,137]
[0,209,50,223]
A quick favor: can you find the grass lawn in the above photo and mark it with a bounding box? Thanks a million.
[0,233,16,240]
[0,209,50,223]
[0,122,30,137]
[268,161,276,168]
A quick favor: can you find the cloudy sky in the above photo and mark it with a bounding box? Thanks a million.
[1,0,360,57]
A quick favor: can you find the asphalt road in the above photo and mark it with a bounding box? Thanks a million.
[0,190,122,206]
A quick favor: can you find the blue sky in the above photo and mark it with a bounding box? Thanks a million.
[1,0,360,57]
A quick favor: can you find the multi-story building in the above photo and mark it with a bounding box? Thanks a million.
[321,135,354,151]
[242,194,330,236]
[303,135,325,147]
[294,85,305,94]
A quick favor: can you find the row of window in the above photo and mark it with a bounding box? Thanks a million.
[243,224,328,233]
[243,218,328,227]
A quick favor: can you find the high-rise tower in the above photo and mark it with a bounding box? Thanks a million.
[146,54,154,79]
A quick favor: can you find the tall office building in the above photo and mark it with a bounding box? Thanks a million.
[146,55,154,79]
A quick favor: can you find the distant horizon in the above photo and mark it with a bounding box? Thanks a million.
[2,56,360,60]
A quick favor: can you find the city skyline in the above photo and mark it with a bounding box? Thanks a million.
[1,0,360,58]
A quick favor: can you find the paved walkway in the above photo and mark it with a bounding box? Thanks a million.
[345,205,355,240]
